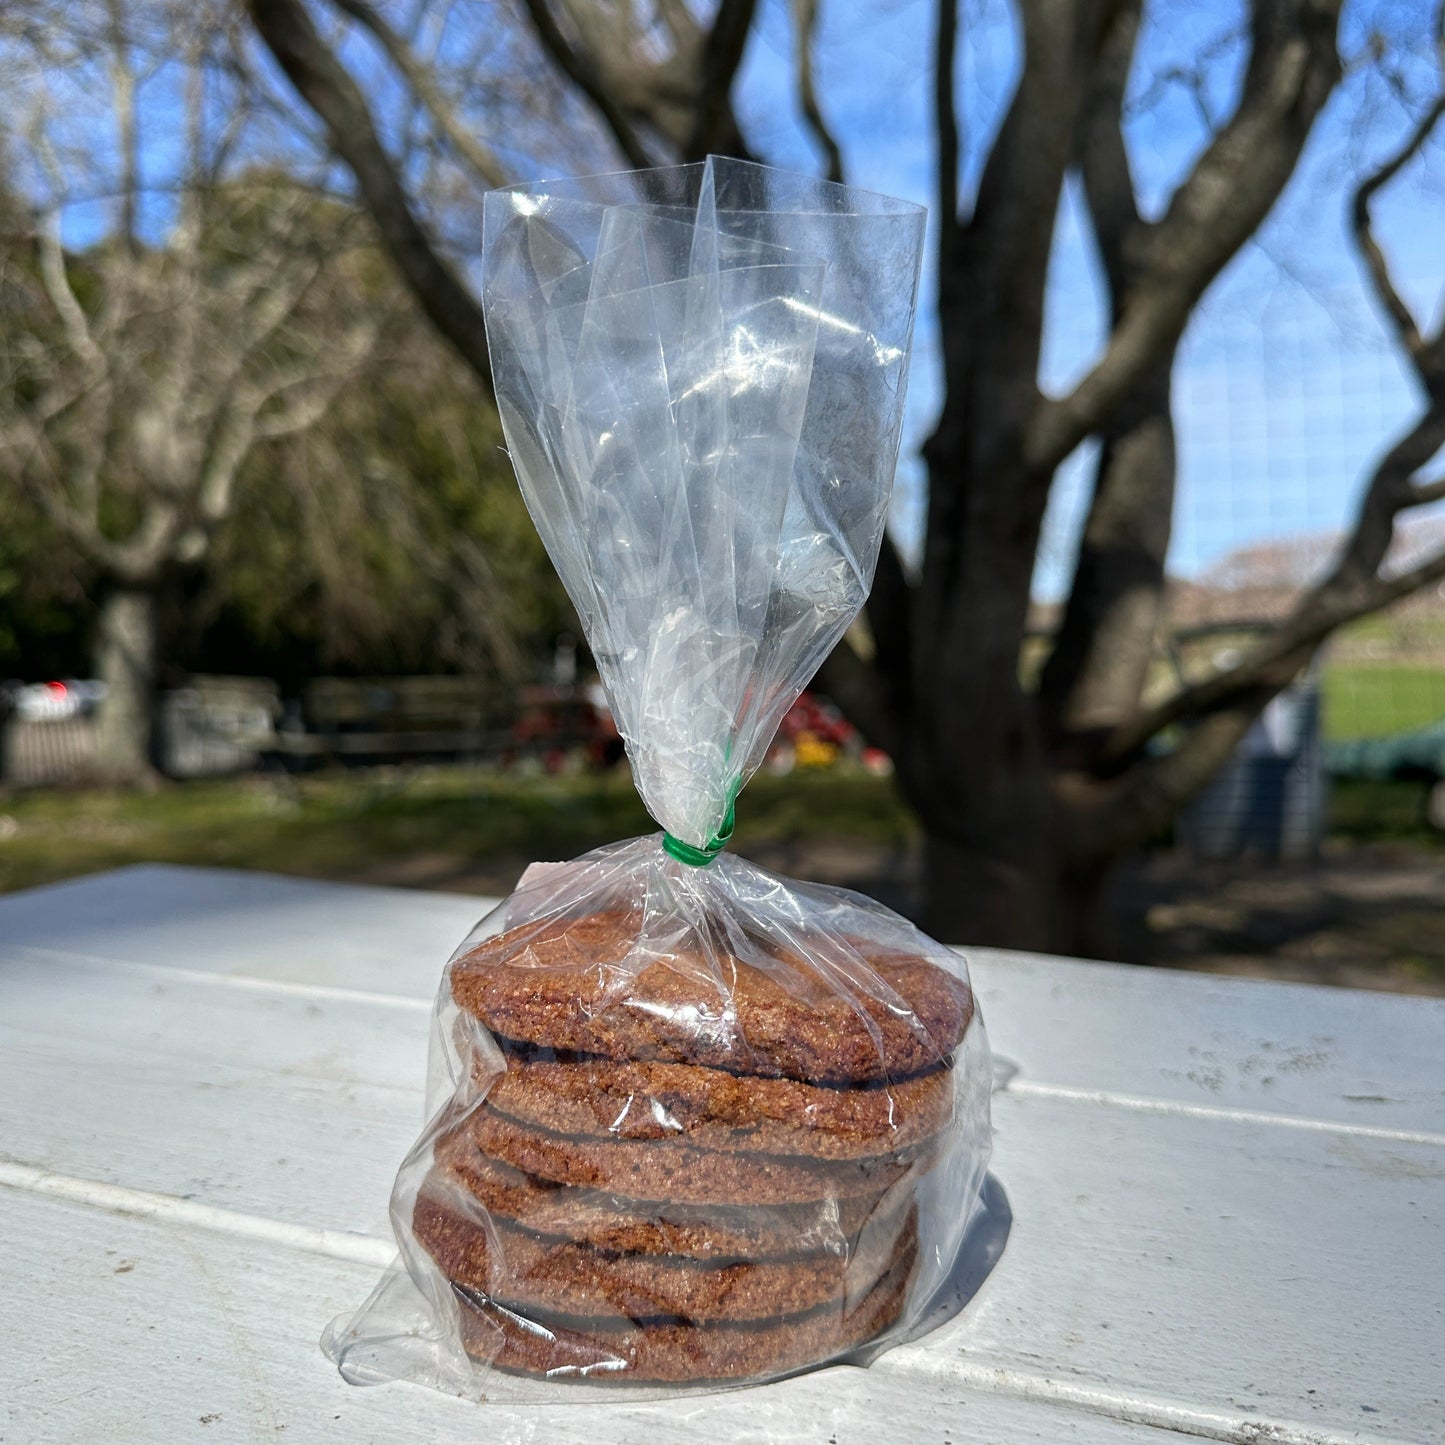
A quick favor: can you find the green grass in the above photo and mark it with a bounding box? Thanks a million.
[0,764,916,897]
[1322,665,1445,741]
[1328,777,1439,845]
[2,761,1438,903]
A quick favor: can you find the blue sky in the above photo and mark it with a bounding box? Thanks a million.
[30,0,1444,601]
[735,0,1445,596]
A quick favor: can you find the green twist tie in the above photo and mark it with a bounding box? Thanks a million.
[662,799,735,868]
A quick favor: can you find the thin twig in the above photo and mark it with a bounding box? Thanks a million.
[330,0,510,187]
[1350,94,1445,367]
[516,0,656,168]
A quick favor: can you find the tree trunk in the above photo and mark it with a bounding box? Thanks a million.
[921,820,1117,956]
[903,325,1066,950]
[1038,356,1177,741]
[921,826,1056,950]
[93,585,160,786]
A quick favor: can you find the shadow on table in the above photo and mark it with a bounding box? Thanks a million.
[884,1046,1019,1343]
[899,1171,1012,1346]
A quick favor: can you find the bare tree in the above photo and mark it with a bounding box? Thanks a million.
[213,318,564,683]
[0,1,378,782]
[246,0,1445,948]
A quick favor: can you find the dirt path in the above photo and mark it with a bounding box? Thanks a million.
[1112,842,1445,996]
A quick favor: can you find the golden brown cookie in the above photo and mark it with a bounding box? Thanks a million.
[470,1102,935,1205]
[413,1190,916,1323]
[449,909,973,1084]
[448,1236,919,1383]
[431,1124,907,1258]
[482,1046,954,1160]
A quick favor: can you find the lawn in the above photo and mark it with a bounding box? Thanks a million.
[0,764,916,898]
[2,760,1437,898]
[1323,664,1445,740]
[1327,776,1442,844]
[4,764,1440,993]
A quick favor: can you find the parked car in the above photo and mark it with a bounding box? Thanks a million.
[5,679,107,722]
[1,680,106,786]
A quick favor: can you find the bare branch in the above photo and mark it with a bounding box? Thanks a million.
[201,33,255,190]
[1084,518,1445,859]
[1328,55,1445,586]
[20,443,180,584]
[1100,67,1445,775]
[685,0,758,160]
[1077,0,1142,296]
[817,632,901,757]
[180,31,208,244]
[330,0,511,188]
[1125,21,1246,120]
[936,0,1123,407]
[192,407,256,530]
[246,0,494,383]
[517,0,657,169]
[934,0,959,244]
[107,498,184,584]
[1352,101,1445,358]
[23,470,116,562]
[105,0,140,251]
[252,321,379,440]
[1331,404,1445,589]
[789,0,843,182]
[35,215,105,372]
[1036,1,1170,738]
[1081,701,1273,861]
[655,0,701,50]
[1102,408,1445,764]
[1029,0,1345,475]
[1351,93,1445,368]
[920,0,1127,627]
[187,314,379,554]
[208,247,325,402]
[0,365,103,437]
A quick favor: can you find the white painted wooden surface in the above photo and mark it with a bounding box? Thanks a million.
[2,865,1442,1445]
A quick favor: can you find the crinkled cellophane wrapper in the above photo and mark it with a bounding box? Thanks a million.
[323,157,991,1400]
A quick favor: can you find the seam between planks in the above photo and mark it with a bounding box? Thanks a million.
[8,947,1444,1150]
[872,1352,1424,1445]
[1002,1080,1445,1148]
[0,1158,396,1268]
[1,1156,1422,1445]
[0,943,434,1012]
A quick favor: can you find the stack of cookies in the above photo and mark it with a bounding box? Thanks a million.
[410,909,973,1383]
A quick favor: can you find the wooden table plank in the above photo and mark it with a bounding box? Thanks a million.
[3,946,1441,1441]
[6,865,1443,1137]
[910,1093,1444,1444]
[0,1188,1173,1445]
[0,950,430,1242]
[0,865,490,995]
[4,865,1443,1443]
[973,948,1445,1137]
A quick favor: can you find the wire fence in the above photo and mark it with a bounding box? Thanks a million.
[1030,273,1445,748]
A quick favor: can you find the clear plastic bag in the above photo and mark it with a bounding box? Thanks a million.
[323,156,991,1397]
